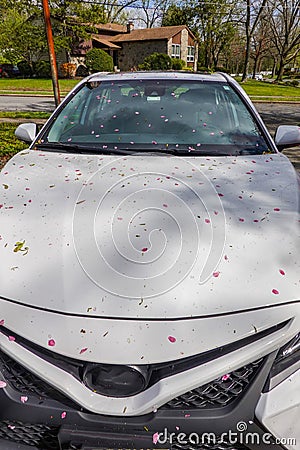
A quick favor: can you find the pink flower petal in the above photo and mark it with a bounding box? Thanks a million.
[279,269,285,276]
[80,347,88,354]
[8,336,15,342]
[274,208,280,212]
[0,319,4,326]
[20,396,28,403]
[222,374,230,381]
[205,218,210,224]
[61,411,67,419]
[239,218,245,222]
[0,381,7,388]
[184,414,191,418]
[163,204,168,207]
[168,335,176,343]
[48,339,56,347]
[272,289,279,295]
[213,271,220,278]
[152,432,159,444]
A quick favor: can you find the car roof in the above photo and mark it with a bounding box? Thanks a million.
[86,71,228,84]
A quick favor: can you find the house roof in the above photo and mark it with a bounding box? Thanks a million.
[111,25,193,43]
[93,23,127,33]
[91,35,121,49]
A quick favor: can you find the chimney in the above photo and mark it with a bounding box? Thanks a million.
[127,21,134,33]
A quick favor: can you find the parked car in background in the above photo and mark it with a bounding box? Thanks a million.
[0,63,20,77]
[247,73,264,81]
[0,71,299,449]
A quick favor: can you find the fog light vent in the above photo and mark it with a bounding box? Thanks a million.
[83,364,150,397]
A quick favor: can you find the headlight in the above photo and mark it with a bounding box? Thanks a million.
[83,364,151,397]
[268,333,300,389]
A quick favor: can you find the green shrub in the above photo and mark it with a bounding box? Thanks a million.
[214,66,229,74]
[85,48,113,73]
[171,58,185,70]
[139,53,172,70]
[35,60,51,78]
[288,79,299,87]
[17,60,34,77]
[197,65,212,73]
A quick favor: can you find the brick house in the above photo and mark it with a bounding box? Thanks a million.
[109,24,198,71]
[70,23,198,72]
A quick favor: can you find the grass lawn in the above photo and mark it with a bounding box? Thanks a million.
[240,79,300,101]
[0,122,27,157]
[0,111,50,119]
[0,78,78,96]
[0,112,50,165]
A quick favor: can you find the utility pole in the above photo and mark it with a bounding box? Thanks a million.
[42,0,61,107]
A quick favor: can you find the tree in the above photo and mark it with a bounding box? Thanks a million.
[162,0,239,70]
[193,0,239,69]
[251,14,274,77]
[241,0,268,82]
[0,6,47,70]
[0,0,133,70]
[132,0,170,28]
[162,4,195,29]
[267,0,300,80]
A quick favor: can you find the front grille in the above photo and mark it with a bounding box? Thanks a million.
[0,351,79,409]
[163,359,263,409]
[0,421,59,449]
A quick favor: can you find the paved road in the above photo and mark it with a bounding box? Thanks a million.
[253,103,300,171]
[0,95,55,112]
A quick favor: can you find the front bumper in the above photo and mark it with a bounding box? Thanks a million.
[0,305,299,449]
[0,350,292,450]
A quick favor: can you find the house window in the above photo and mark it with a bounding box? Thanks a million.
[171,44,181,59]
[187,46,195,62]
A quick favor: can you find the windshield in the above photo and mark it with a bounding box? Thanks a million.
[38,79,272,156]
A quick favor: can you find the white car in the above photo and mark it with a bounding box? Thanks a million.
[0,71,299,450]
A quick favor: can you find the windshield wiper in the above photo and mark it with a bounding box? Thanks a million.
[35,142,87,153]
[159,147,231,156]
[35,142,239,157]
[35,142,153,155]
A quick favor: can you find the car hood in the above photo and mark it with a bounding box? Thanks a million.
[0,150,299,319]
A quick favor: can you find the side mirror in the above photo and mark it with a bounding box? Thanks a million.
[15,123,38,144]
[275,125,300,151]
